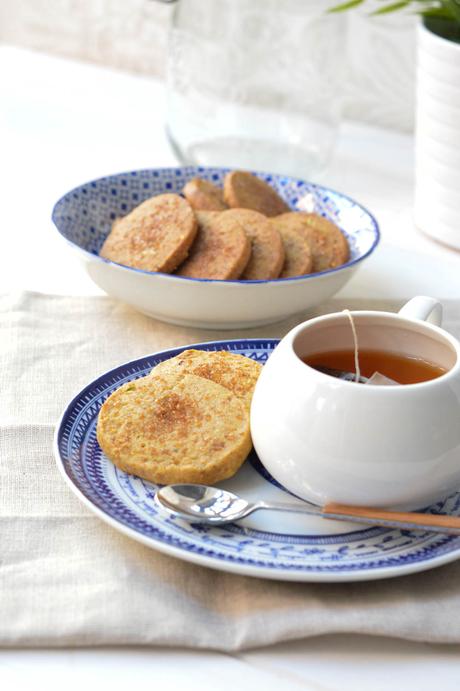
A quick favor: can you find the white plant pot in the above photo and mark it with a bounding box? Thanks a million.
[414,21,460,249]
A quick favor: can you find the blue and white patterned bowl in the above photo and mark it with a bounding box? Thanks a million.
[52,167,380,329]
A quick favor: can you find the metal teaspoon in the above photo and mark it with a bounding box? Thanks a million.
[155,483,460,535]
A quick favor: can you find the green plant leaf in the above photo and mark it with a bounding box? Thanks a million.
[371,1,411,15]
[328,0,365,12]
[445,0,460,22]
[326,0,460,30]
[414,0,460,24]
[423,13,460,40]
[421,7,455,19]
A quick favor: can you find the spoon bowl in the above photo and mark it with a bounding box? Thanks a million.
[155,484,254,524]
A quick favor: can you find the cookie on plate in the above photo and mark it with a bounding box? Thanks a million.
[96,372,252,485]
[223,171,290,217]
[183,177,228,211]
[176,210,251,280]
[99,194,197,273]
[272,218,313,278]
[149,349,262,412]
[221,209,284,280]
[274,212,349,273]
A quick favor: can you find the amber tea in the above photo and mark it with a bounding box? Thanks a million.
[303,349,447,385]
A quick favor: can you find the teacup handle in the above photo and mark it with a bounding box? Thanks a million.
[398,296,442,326]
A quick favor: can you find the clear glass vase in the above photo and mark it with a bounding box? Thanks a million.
[164,0,345,179]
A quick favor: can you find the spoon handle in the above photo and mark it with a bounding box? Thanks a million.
[323,503,460,535]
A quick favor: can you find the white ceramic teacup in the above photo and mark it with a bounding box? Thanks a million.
[250,297,460,509]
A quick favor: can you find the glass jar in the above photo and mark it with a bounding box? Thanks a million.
[162,0,345,179]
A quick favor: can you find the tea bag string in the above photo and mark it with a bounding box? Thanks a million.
[343,309,361,383]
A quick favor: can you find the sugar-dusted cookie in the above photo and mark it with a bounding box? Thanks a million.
[183,177,228,211]
[274,212,349,273]
[223,171,290,217]
[149,349,262,412]
[96,372,251,485]
[176,210,251,280]
[99,193,197,273]
[302,213,349,271]
[221,209,284,280]
[272,217,313,278]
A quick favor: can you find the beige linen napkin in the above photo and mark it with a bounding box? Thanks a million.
[2,290,460,649]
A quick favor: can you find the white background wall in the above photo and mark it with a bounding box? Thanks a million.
[0,0,417,132]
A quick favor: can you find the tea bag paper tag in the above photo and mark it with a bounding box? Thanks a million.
[296,193,316,213]
[365,371,399,386]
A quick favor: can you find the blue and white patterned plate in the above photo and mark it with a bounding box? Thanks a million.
[54,339,460,582]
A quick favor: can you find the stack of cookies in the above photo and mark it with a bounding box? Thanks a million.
[100,171,350,280]
[96,350,262,485]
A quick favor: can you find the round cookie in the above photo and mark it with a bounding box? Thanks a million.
[183,177,227,211]
[222,209,284,280]
[274,212,349,273]
[301,213,350,272]
[272,218,313,278]
[176,210,251,280]
[99,193,197,273]
[96,372,252,485]
[149,349,262,412]
[223,171,290,217]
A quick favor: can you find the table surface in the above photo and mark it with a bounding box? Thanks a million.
[2,44,460,690]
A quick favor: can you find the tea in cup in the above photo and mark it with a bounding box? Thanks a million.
[250,296,460,509]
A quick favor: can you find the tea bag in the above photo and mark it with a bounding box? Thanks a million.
[365,371,398,386]
[315,366,368,383]
[342,310,399,386]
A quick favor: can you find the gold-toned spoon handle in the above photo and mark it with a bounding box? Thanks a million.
[323,503,460,535]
